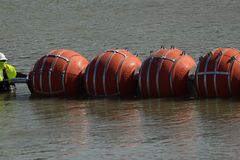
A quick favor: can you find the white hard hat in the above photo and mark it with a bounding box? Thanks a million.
[0,52,8,61]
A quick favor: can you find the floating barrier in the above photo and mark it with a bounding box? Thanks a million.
[84,49,141,97]
[138,47,196,98]
[21,47,240,99]
[28,49,89,96]
[195,48,240,98]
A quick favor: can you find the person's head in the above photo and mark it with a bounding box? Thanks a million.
[0,52,7,69]
[0,52,7,61]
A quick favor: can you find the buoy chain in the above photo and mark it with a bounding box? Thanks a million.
[107,50,128,58]
[169,56,182,96]
[213,52,223,97]
[229,56,236,62]
[116,57,126,95]
[103,52,116,95]
[227,56,236,96]
[180,51,185,56]
[45,54,70,62]
[197,72,229,75]
[134,52,139,57]
[48,51,65,94]
[203,55,211,97]
[146,57,153,97]
[32,71,35,93]
[39,56,48,93]
[93,53,105,96]
[196,52,212,97]
[152,55,176,62]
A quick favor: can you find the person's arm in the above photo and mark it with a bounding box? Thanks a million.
[4,64,17,80]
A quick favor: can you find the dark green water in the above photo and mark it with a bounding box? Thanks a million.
[1,0,240,159]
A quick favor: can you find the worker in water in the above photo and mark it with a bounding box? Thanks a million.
[0,52,17,92]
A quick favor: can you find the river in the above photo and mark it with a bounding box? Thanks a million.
[1,0,240,159]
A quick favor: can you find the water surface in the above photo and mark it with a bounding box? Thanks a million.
[1,0,240,159]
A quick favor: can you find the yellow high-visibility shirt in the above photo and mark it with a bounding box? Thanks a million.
[0,63,17,82]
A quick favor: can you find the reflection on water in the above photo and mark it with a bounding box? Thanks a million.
[87,99,144,149]
[1,97,240,159]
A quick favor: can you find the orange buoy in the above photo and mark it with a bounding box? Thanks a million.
[84,49,142,97]
[28,49,89,96]
[138,47,196,98]
[195,48,240,97]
